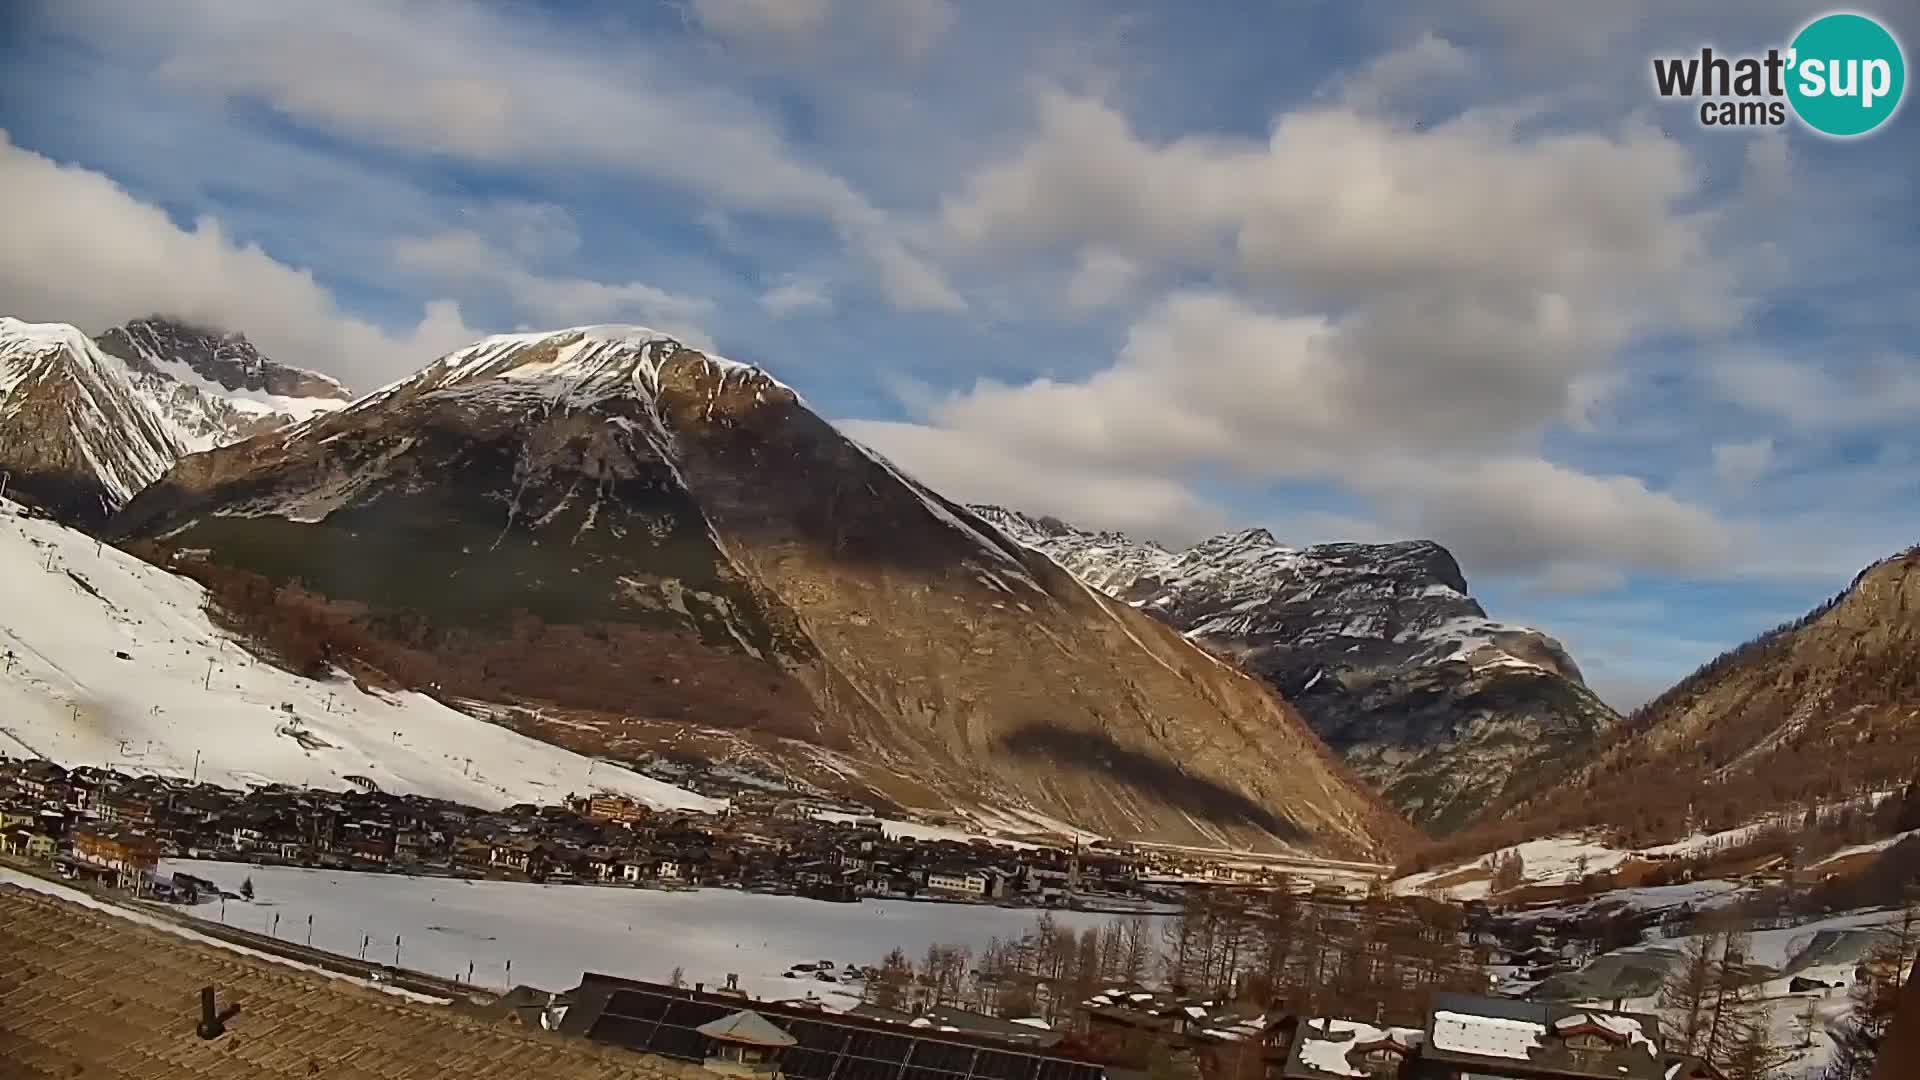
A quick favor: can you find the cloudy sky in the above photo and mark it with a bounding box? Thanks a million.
[2,0,1915,708]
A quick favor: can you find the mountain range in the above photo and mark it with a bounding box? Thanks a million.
[970,507,1621,835]
[99,324,1412,857]
[1476,544,1920,849]
[0,317,348,525]
[2,312,1910,864]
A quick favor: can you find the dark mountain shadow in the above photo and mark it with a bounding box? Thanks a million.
[996,724,1307,843]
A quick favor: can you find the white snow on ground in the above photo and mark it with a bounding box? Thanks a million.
[1396,792,1912,900]
[1809,828,1920,868]
[1294,1020,1421,1077]
[1565,907,1913,1078]
[0,498,721,813]
[0,867,447,1003]
[812,811,1040,850]
[1495,881,1750,927]
[161,861,1151,1003]
[1394,834,1630,898]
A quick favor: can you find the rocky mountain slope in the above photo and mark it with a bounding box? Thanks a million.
[971,506,1620,835]
[1485,546,1920,847]
[110,326,1412,858]
[0,319,188,526]
[94,316,350,448]
[0,316,351,526]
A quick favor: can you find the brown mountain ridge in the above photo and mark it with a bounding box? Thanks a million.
[112,326,1414,859]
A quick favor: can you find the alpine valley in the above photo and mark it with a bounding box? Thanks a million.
[3,312,1916,873]
[67,321,1414,857]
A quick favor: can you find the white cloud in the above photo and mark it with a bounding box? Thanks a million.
[1064,249,1141,310]
[1359,456,1732,576]
[840,419,1227,544]
[391,229,715,348]
[691,0,950,57]
[692,0,833,41]
[1324,32,1474,112]
[759,277,833,317]
[0,132,473,390]
[1707,352,1920,430]
[46,0,960,314]
[858,0,954,58]
[1711,437,1775,490]
[852,288,1733,578]
[1522,563,1631,596]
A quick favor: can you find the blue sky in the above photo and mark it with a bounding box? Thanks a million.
[1,0,1916,708]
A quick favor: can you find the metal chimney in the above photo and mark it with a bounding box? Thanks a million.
[197,986,225,1040]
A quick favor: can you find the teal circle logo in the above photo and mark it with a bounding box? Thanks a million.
[1787,12,1906,136]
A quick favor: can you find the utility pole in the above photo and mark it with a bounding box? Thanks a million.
[307,914,314,947]
[395,935,402,967]
[204,657,216,690]
[191,750,200,785]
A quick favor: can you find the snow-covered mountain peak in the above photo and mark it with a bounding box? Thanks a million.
[376,326,789,415]
[104,316,349,399]
[93,317,352,452]
[0,318,186,519]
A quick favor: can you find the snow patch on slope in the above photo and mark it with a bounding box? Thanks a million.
[0,497,721,813]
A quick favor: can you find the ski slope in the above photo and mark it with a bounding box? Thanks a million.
[0,498,722,813]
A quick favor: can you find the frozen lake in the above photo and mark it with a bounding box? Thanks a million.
[163,860,1160,1004]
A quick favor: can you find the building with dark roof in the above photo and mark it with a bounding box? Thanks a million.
[560,974,1111,1080]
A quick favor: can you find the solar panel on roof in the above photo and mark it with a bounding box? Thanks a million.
[586,1015,657,1047]
[838,1056,900,1080]
[971,1049,1037,1080]
[602,990,673,1023]
[903,1066,969,1080]
[662,1000,731,1027]
[908,1040,978,1071]
[844,1031,915,1061]
[780,1046,843,1080]
[1032,1059,1099,1080]
[647,1023,713,1061]
[786,1019,847,1049]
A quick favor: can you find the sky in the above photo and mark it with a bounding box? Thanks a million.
[1,0,1915,710]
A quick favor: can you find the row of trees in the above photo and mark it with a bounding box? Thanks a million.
[1656,926,1799,1079]
[866,888,1487,1029]
[1825,894,1918,1080]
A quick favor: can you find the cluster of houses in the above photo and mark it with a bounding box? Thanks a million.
[531,972,1730,1080]
[0,757,1183,907]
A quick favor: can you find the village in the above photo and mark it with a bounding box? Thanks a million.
[0,755,1378,909]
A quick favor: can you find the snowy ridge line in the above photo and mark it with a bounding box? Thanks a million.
[0,318,188,504]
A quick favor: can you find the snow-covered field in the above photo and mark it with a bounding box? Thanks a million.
[162,860,1148,1004]
[0,498,720,813]
[1396,795,1910,901]
[1550,907,1911,1078]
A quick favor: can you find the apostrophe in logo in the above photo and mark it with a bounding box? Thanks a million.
[1650,10,1906,137]
[1786,12,1905,136]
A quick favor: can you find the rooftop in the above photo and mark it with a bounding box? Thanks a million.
[0,884,694,1079]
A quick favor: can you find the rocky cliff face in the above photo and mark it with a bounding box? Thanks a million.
[0,319,187,526]
[114,326,1412,858]
[1490,546,1920,841]
[971,506,1619,835]
[94,317,350,449]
